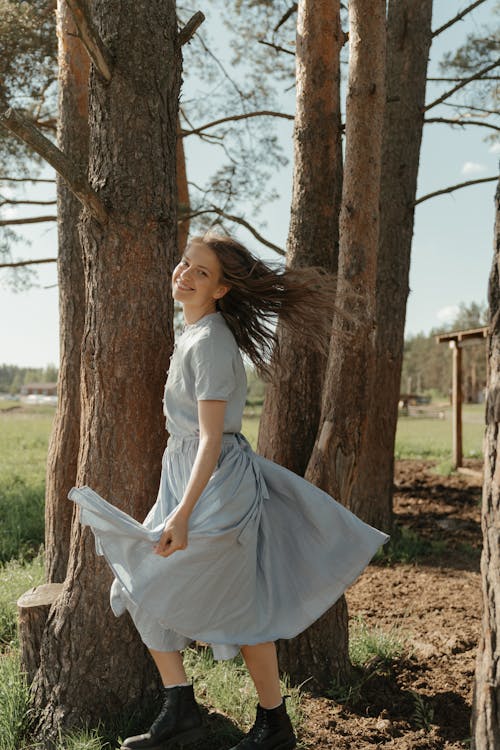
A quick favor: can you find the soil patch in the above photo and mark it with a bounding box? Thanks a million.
[297,458,482,749]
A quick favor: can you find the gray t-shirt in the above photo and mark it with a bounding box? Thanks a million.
[163,311,247,436]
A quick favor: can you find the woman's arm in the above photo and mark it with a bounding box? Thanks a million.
[153,399,226,557]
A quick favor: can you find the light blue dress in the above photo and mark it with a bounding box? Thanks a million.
[69,311,389,660]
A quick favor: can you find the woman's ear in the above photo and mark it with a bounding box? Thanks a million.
[214,284,231,300]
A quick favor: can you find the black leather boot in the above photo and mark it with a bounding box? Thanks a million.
[120,683,205,750]
[229,697,297,750]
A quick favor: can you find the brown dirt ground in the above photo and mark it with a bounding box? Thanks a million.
[297,458,483,750]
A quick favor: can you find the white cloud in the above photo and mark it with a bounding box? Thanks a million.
[489,142,500,154]
[437,305,460,324]
[461,161,487,176]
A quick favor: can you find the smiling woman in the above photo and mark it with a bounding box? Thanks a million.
[172,243,231,321]
[68,230,389,750]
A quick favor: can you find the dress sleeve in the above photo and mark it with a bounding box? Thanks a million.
[190,334,237,401]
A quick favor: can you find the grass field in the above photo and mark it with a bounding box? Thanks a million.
[0,399,485,749]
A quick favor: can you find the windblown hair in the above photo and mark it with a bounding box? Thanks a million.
[188,231,354,382]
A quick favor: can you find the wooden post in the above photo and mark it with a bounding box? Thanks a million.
[451,340,463,468]
[17,584,63,685]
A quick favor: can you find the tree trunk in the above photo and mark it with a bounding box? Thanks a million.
[305,0,386,505]
[30,2,181,740]
[177,115,190,254]
[254,0,348,686]
[348,0,433,532]
[257,0,342,476]
[471,176,500,749]
[44,0,89,583]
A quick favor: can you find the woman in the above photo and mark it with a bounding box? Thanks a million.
[69,231,389,750]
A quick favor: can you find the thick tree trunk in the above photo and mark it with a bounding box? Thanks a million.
[257,0,342,476]
[44,0,89,583]
[305,0,386,505]
[30,2,181,740]
[255,0,348,686]
[471,177,500,749]
[348,0,433,532]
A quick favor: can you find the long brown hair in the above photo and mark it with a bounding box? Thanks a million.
[188,231,353,381]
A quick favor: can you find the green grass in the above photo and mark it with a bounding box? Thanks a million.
[349,616,407,667]
[327,617,408,706]
[0,650,31,750]
[183,646,302,733]
[395,404,484,460]
[374,524,447,565]
[0,554,45,649]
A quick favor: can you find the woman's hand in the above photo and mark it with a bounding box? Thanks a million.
[153,510,189,557]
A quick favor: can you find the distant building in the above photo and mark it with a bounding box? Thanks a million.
[21,382,58,397]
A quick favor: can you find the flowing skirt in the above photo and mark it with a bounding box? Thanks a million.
[68,432,389,660]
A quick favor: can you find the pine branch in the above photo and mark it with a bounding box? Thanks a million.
[65,0,112,81]
[0,257,57,268]
[415,175,499,205]
[0,176,56,183]
[181,110,294,137]
[258,40,295,56]
[184,207,285,256]
[425,117,500,133]
[179,11,205,45]
[0,198,57,206]
[0,107,107,223]
[0,216,56,226]
[428,76,500,82]
[432,0,489,37]
[424,58,500,111]
[274,3,298,33]
[442,102,500,115]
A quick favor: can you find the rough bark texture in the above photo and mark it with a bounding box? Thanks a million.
[305,0,386,506]
[176,114,190,254]
[471,176,500,749]
[257,0,342,476]
[254,0,348,686]
[44,0,89,583]
[348,0,433,532]
[17,584,64,686]
[30,1,181,740]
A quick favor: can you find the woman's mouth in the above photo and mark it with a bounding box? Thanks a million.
[176,280,194,291]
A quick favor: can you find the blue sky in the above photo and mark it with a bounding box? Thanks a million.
[1,0,498,368]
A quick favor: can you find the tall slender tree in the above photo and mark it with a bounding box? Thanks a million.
[257,0,346,685]
[305,0,386,507]
[471,174,500,749]
[348,0,433,531]
[44,0,88,583]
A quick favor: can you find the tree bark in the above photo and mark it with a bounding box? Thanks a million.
[257,0,342,476]
[348,0,433,532]
[254,0,348,686]
[17,584,63,685]
[44,0,89,584]
[30,1,181,740]
[471,176,500,749]
[305,0,386,506]
[176,114,190,253]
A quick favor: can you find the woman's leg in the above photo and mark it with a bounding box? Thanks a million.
[240,641,282,709]
[148,648,189,685]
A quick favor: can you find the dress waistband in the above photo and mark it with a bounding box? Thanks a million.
[166,431,247,451]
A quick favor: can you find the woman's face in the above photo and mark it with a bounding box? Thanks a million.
[172,242,230,309]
